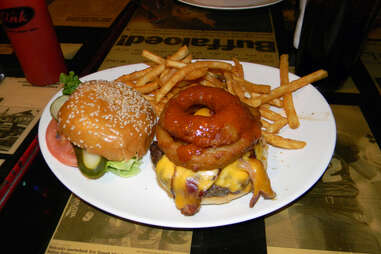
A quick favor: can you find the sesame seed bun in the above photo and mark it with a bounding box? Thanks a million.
[57,80,157,161]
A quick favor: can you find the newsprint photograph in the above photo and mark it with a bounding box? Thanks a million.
[266,105,381,253]
[45,195,193,254]
[0,105,40,154]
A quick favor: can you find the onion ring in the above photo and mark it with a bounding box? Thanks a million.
[160,85,257,148]
[156,124,260,171]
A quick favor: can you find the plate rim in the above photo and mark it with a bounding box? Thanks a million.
[177,0,284,10]
[38,61,336,228]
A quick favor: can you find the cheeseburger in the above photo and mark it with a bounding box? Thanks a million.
[55,80,156,178]
[150,85,275,216]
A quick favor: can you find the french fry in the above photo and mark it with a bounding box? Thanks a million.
[266,118,288,134]
[114,46,329,151]
[115,67,153,82]
[143,61,157,67]
[268,98,283,108]
[280,54,300,129]
[232,57,244,78]
[176,80,193,88]
[117,78,160,94]
[166,59,187,69]
[160,68,177,84]
[155,102,166,115]
[164,86,184,102]
[224,71,236,95]
[259,107,288,133]
[260,118,271,129]
[199,79,215,87]
[146,98,166,115]
[252,69,328,107]
[232,75,271,94]
[229,77,282,109]
[115,79,135,87]
[231,78,260,107]
[134,80,160,94]
[263,132,306,149]
[204,72,226,89]
[142,49,166,64]
[156,61,232,102]
[259,107,286,122]
[181,53,193,63]
[184,67,208,80]
[159,68,170,81]
[168,45,189,61]
[136,64,165,87]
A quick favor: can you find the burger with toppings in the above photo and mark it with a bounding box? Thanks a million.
[46,79,157,178]
[150,85,275,216]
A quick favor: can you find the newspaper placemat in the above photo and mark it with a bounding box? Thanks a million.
[99,0,279,70]
[48,0,131,28]
[265,104,381,253]
[0,43,82,60]
[45,195,192,254]
[0,78,61,154]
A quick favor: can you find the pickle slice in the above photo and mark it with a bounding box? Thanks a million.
[74,147,107,179]
[50,95,69,120]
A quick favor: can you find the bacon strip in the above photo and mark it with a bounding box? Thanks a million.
[172,167,202,216]
[181,178,202,216]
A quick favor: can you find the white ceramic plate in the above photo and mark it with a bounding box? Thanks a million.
[177,0,284,10]
[38,62,336,228]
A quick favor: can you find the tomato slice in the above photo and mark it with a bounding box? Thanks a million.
[46,119,77,167]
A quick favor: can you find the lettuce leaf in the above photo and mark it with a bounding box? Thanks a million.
[105,157,142,178]
[60,71,81,95]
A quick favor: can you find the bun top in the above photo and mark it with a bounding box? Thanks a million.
[58,80,157,161]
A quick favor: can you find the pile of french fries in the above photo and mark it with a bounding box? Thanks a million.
[115,46,328,150]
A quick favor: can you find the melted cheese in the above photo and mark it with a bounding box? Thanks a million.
[155,153,251,211]
[194,107,212,116]
[246,156,275,200]
[215,160,250,192]
[156,155,176,194]
[154,107,272,212]
[171,163,219,211]
[172,166,197,210]
[194,169,219,191]
[155,154,219,202]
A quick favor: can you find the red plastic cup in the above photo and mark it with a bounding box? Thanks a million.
[0,0,67,86]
